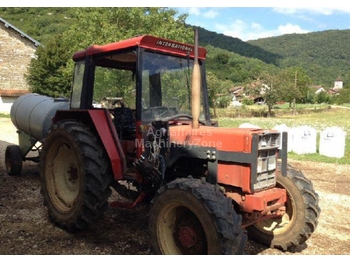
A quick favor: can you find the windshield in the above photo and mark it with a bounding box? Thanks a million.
[141,51,205,122]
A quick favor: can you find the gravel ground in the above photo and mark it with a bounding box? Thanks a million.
[0,117,350,255]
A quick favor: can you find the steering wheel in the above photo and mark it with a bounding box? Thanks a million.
[143,106,175,120]
[162,114,207,125]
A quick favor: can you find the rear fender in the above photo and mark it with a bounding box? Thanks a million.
[53,109,125,180]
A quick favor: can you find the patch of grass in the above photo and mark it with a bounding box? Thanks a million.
[337,103,350,108]
[275,103,329,110]
[213,103,331,119]
[0,113,10,118]
[215,107,350,165]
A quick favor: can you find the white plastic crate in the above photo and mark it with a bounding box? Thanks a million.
[319,127,346,158]
[291,125,317,154]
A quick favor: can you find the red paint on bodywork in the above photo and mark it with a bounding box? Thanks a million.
[169,125,260,151]
[217,164,251,193]
[169,124,261,191]
[243,188,287,213]
[72,35,207,61]
[226,188,287,213]
[169,125,287,214]
[88,110,125,180]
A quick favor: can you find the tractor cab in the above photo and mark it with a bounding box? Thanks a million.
[70,36,211,147]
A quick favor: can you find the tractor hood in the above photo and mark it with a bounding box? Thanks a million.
[169,125,272,153]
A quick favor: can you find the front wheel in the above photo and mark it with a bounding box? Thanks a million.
[247,165,321,251]
[40,121,113,231]
[149,177,247,255]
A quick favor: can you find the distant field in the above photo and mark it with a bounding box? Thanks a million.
[216,106,350,165]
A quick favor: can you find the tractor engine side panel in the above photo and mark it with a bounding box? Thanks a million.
[217,163,251,191]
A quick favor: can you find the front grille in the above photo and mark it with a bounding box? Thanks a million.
[258,132,281,149]
[253,132,280,191]
[254,150,277,191]
[253,170,276,191]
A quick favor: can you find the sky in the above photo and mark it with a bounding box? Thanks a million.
[7,0,350,42]
[175,2,350,41]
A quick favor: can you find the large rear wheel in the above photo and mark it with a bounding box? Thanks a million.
[40,121,113,231]
[149,177,247,255]
[247,165,321,251]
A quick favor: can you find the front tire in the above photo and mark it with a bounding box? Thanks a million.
[40,121,113,231]
[247,165,321,251]
[149,177,247,255]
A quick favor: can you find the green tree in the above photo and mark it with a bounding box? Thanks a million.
[26,7,193,97]
[26,34,72,97]
[259,72,281,116]
[315,90,331,104]
[241,97,254,105]
[214,53,229,65]
[63,8,192,51]
[206,71,232,117]
[204,45,279,86]
[277,67,311,114]
[332,88,350,105]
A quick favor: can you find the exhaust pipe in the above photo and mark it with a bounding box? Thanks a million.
[191,27,200,129]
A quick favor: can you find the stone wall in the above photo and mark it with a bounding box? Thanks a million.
[0,23,37,91]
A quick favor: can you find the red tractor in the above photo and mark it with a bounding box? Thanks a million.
[6,30,320,254]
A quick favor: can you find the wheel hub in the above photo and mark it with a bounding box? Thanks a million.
[178,225,198,249]
[49,143,80,211]
[67,165,78,181]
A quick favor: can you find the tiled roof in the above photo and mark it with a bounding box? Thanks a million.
[0,89,30,97]
[229,86,244,93]
[0,17,42,47]
[335,76,343,81]
[309,85,324,90]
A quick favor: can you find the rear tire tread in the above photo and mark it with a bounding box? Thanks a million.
[40,121,113,232]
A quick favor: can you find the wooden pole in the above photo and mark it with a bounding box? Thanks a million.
[192,27,201,129]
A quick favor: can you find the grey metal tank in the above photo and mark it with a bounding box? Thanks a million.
[10,93,70,141]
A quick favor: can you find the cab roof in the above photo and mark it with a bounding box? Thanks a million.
[72,35,207,61]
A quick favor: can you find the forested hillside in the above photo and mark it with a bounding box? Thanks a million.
[197,26,350,88]
[0,7,73,44]
[197,27,282,65]
[1,7,349,88]
[248,30,350,87]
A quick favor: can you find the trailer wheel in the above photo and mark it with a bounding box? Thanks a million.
[247,165,321,251]
[149,177,247,255]
[40,121,113,231]
[5,145,23,176]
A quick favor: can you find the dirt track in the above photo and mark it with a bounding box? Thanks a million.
[0,117,350,255]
